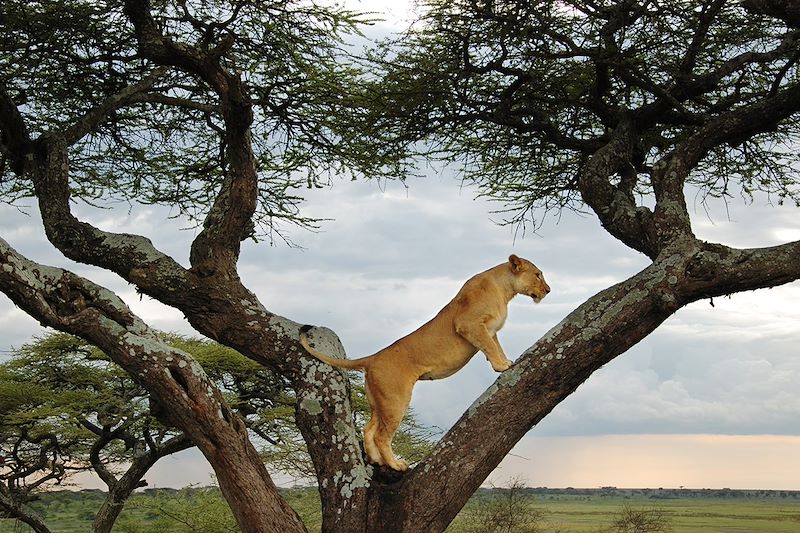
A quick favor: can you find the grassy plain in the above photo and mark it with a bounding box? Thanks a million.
[522,496,800,532]
[1,487,799,532]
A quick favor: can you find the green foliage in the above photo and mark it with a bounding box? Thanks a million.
[117,487,237,533]
[454,479,546,533]
[364,0,800,226]
[0,0,401,235]
[0,333,164,521]
[1,333,144,435]
[606,504,673,533]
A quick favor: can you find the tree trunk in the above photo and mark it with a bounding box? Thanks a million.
[93,467,147,533]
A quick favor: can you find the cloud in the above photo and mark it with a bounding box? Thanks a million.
[532,298,800,437]
[690,193,800,248]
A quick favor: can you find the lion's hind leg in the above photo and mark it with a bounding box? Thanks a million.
[367,374,414,472]
[362,395,383,466]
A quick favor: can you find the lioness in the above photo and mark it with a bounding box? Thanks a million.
[299,254,550,471]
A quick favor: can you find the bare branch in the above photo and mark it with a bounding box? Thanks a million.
[0,489,52,533]
[61,67,168,146]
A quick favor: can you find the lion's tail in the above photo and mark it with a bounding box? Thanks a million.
[299,325,368,371]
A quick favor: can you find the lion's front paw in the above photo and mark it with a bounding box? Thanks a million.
[492,358,513,372]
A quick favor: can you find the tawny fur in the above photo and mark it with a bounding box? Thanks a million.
[299,254,550,471]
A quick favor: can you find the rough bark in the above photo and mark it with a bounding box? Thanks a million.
[577,118,659,258]
[92,455,153,533]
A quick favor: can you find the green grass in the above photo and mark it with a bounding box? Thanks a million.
[536,497,800,532]
[2,488,800,532]
[446,490,800,533]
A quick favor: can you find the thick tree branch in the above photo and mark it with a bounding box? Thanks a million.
[291,326,376,527]
[647,80,800,250]
[0,488,51,533]
[577,118,658,258]
[123,0,257,274]
[683,240,800,299]
[649,156,694,250]
[89,431,119,489]
[28,136,196,303]
[0,237,307,533]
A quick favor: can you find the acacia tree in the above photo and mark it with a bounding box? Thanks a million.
[3,356,197,533]
[0,0,379,531]
[0,368,79,533]
[1,0,800,532]
[0,333,279,533]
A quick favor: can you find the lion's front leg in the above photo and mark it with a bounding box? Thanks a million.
[454,318,512,372]
[489,333,512,371]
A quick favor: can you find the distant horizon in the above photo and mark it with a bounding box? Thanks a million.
[57,433,800,494]
[63,482,800,493]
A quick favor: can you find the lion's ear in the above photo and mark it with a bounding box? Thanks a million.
[508,254,523,272]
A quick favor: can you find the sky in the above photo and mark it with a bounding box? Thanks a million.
[1,0,800,491]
